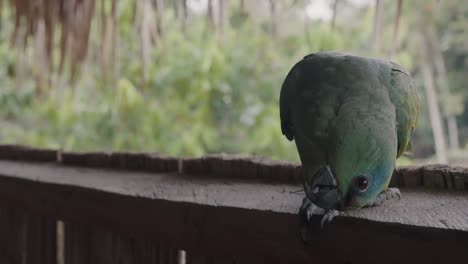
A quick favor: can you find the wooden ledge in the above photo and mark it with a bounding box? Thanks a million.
[0,160,466,263]
[1,145,468,189]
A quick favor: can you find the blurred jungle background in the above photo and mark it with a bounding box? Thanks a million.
[0,0,466,165]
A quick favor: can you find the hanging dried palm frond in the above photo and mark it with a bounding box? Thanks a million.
[7,0,96,86]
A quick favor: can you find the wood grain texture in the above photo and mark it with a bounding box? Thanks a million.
[0,145,57,162]
[0,208,56,264]
[0,208,24,264]
[0,144,466,189]
[0,160,466,264]
[182,155,302,183]
[61,151,179,173]
[64,223,179,264]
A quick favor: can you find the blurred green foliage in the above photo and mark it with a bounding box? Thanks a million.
[0,0,466,165]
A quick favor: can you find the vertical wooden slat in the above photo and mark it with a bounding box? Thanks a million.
[178,250,186,264]
[0,208,24,264]
[158,247,179,264]
[0,208,56,264]
[65,222,181,264]
[57,221,65,264]
[25,212,57,264]
[64,223,92,264]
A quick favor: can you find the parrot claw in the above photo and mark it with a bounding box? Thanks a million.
[299,197,323,243]
[298,197,340,243]
[299,197,324,222]
[320,210,339,228]
[367,187,401,207]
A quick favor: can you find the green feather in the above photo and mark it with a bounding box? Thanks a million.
[280,52,419,208]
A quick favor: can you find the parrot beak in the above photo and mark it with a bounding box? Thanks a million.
[303,166,344,210]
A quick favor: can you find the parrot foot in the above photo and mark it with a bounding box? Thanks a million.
[367,187,401,207]
[298,197,339,243]
[320,209,339,227]
[299,197,322,243]
[299,197,325,222]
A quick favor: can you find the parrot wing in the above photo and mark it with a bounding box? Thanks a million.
[280,66,294,142]
[279,53,342,175]
[388,63,420,158]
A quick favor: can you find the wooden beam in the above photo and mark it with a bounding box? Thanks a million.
[0,160,466,263]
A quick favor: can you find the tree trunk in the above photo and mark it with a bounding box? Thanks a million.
[100,0,112,81]
[131,0,137,24]
[0,0,3,33]
[218,0,227,41]
[182,0,187,32]
[111,0,119,83]
[155,0,165,36]
[331,0,339,31]
[207,0,215,31]
[70,0,96,84]
[447,118,459,151]
[174,0,187,31]
[269,0,278,39]
[372,0,384,54]
[430,27,460,150]
[418,34,448,164]
[138,0,153,86]
[58,0,73,74]
[34,19,47,96]
[240,0,246,13]
[389,0,402,59]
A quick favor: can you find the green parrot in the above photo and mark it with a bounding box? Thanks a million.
[279,52,419,228]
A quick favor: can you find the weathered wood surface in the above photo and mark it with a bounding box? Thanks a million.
[64,223,180,264]
[0,144,467,187]
[0,208,56,264]
[0,160,467,263]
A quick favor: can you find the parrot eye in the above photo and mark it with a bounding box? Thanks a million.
[354,176,369,192]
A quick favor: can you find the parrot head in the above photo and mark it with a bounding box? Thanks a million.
[303,129,397,210]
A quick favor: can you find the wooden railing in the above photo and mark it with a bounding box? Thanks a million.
[0,145,466,264]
